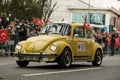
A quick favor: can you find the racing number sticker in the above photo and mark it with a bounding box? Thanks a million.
[77,42,85,51]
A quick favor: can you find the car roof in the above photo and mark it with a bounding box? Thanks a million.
[47,22,83,28]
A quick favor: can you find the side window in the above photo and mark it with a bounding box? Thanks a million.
[86,29,93,38]
[74,27,85,38]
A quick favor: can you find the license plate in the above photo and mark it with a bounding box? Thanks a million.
[24,56,38,61]
[42,57,49,61]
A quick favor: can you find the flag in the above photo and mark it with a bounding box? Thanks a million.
[117,27,120,33]
[83,16,87,29]
[33,18,38,23]
[36,20,42,27]
[33,18,42,27]
[0,30,8,42]
[87,24,92,29]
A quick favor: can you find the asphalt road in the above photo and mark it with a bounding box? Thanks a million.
[0,55,120,80]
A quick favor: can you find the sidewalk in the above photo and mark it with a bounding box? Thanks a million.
[104,54,120,58]
[0,52,4,57]
[0,48,14,57]
[0,52,14,57]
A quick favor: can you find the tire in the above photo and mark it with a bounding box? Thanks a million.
[57,48,72,68]
[16,61,29,67]
[92,49,102,66]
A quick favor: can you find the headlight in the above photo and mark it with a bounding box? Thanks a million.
[50,44,57,51]
[16,44,22,50]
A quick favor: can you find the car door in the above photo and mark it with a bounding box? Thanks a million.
[73,27,87,57]
[85,29,95,56]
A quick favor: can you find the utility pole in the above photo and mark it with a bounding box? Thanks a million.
[88,0,91,24]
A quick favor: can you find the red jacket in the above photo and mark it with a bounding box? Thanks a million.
[106,37,111,47]
[115,38,119,48]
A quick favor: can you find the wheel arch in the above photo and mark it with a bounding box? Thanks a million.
[62,46,74,62]
[56,46,73,68]
[91,48,103,61]
[91,42,103,61]
[53,41,74,56]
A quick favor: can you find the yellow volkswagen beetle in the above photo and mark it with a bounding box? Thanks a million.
[14,23,104,68]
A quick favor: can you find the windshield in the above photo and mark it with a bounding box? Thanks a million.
[40,23,71,36]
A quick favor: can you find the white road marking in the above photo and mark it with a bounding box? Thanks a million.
[0,63,13,66]
[23,67,102,77]
[0,63,8,65]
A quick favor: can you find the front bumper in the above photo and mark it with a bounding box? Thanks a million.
[14,52,58,62]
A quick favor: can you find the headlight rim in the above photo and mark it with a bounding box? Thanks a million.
[16,44,22,50]
[50,44,57,52]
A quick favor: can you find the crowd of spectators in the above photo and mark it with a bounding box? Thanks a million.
[0,17,41,56]
[94,29,120,56]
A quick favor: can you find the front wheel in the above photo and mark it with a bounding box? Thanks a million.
[57,48,72,68]
[92,49,102,66]
[16,61,29,67]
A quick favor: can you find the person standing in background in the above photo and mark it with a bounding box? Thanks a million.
[0,17,3,29]
[3,17,10,29]
[110,30,116,56]
[106,34,111,54]
[118,34,120,55]
[114,33,119,54]
[18,21,27,41]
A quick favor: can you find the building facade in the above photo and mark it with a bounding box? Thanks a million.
[51,0,120,33]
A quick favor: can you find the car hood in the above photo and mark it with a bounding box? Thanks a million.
[22,35,65,52]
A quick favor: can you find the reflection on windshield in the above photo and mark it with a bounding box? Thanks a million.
[40,24,65,35]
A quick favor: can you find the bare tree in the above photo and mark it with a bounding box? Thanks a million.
[43,0,58,25]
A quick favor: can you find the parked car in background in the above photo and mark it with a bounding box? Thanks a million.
[14,22,104,68]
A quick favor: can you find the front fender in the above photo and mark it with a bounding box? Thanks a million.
[44,41,74,60]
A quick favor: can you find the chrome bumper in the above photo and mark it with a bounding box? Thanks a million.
[14,52,58,62]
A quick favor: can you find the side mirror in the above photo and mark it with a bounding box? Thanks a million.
[74,34,79,37]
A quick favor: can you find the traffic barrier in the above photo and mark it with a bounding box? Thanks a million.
[0,40,15,56]
[0,42,4,56]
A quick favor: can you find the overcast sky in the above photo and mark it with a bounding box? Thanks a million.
[85,0,120,10]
